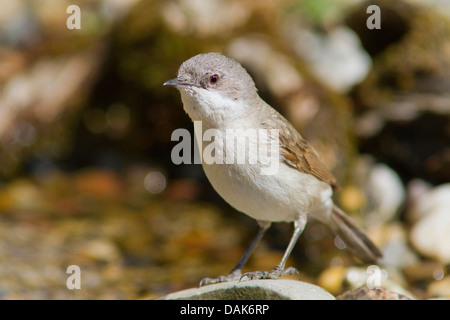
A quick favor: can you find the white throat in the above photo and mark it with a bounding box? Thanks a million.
[179,87,251,127]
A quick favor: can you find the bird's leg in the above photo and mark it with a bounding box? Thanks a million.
[199,221,271,286]
[241,213,307,281]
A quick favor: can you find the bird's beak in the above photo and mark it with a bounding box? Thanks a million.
[163,77,194,88]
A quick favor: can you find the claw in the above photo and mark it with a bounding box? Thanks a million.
[281,266,301,279]
[199,269,242,286]
[240,266,301,281]
[200,266,301,286]
[239,271,268,281]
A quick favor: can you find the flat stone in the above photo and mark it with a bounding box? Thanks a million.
[158,280,335,300]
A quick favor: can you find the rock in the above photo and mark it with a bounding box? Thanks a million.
[403,261,445,283]
[373,222,419,268]
[74,239,121,263]
[289,26,371,93]
[408,184,450,263]
[410,210,450,263]
[345,266,415,299]
[338,157,405,225]
[407,183,450,223]
[0,179,46,212]
[158,280,335,300]
[405,179,432,221]
[427,276,450,299]
[366,163,405,223]
[161,0,251,37]
[337,286,413,300]
[381,236,418,268]
[338,185,366,213]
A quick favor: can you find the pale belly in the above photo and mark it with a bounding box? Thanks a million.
[195,121,333,223]
[202,159,333,223]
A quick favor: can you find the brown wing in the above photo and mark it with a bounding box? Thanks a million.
[280,138,338,188]
[262,107,338,189]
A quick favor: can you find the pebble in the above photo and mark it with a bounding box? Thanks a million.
[0,179,46,212]
[337,286,413,300]
[407,183,450,223]
[75,239,121,263]
[408,184,450,263]
[374,223,419,268]
[345,266,414,299]
[366,163,405,223]
[289,26,372,93]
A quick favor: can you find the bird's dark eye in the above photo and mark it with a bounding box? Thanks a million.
[209,74,219,84]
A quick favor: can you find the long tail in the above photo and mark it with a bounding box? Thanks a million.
[329,205,383,264]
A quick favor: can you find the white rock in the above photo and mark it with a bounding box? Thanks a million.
[410,206,450,264]
[409,184,450,263]
[290,26,371,92]
[408,183,450,223]
[345,266,414,299]
[367,163,405,223]
[159,280,335,300]
[162,0,249,37]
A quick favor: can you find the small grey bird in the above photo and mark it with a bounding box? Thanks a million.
[164,52,382,286]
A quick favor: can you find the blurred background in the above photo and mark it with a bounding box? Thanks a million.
[0,0,449,299]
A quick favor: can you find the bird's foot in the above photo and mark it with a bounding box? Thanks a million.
[240,265,300,281]
[199,269,242,287]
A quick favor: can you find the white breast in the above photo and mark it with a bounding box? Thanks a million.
[179,88,333,223]
[196,121,333,223]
